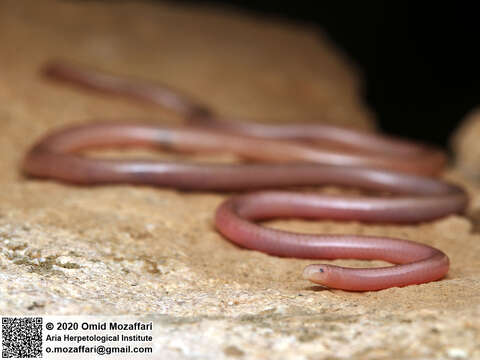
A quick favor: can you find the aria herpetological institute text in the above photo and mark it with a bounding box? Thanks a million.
[2,316,155,358]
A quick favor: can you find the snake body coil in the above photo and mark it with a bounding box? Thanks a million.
[22,62,469,291]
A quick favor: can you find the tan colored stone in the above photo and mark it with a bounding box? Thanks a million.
[451,108,480,179]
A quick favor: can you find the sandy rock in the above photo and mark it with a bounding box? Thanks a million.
[451,108,480,179]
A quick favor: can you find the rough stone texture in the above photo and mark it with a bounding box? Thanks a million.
[1,1,480,359]
[451,108,480,180]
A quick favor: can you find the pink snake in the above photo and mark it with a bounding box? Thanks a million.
[22,61,468,291]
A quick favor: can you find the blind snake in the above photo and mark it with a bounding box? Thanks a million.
[22,61,469,291]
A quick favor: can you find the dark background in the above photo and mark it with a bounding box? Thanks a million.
[86,0,480,148]
[168,1,480,148]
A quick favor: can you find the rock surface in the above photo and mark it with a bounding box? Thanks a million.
[1,1,479,359]
[451,108,480,180]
